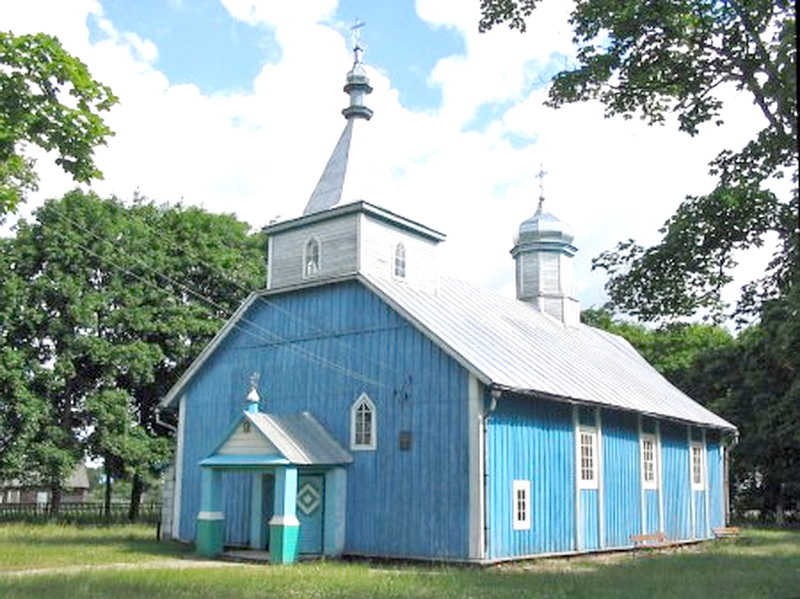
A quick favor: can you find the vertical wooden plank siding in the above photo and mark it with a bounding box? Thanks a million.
[644,490,660,533]
[694,490,708,538]
[222,471,253,544]
[177,280,471,559]
[707,437,725,529]
[580,490,600,550]
[661,422,692,541]
[601,410,641,548]
[486,396,575,559]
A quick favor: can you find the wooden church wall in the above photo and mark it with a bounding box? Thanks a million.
[485,395,576,559]
[601,410,641,549]
[485,395,723,560]
[176,279,472,559]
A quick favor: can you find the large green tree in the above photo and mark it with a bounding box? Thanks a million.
[0,190,264,514]
[481,0,797,321]
[0,32,117,218]
[583,306,800,519]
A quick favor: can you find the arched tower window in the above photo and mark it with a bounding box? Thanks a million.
[393,242,406,278]
[350,393,376,450]
[303,237,320,277]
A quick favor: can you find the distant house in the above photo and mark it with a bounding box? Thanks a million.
[158,47,736,564]
[0,463,90,504]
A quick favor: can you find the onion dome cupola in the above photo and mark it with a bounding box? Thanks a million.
[341,41,373,121]
[511,170,580,326]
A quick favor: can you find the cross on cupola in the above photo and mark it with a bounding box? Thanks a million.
[535,164,547,212]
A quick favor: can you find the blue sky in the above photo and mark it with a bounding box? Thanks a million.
[2,0,765,310]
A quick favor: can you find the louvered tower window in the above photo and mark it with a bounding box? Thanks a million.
[394,242,406,278]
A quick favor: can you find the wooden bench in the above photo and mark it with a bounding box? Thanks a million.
[712,526,741,539]
[630,531,669,548]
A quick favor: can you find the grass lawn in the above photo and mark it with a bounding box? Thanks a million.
[0,524,798,598]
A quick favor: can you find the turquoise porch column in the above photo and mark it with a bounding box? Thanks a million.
[197,467,224,557]
[269,466,300,564]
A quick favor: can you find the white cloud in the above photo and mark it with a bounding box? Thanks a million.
[1,0,773,315]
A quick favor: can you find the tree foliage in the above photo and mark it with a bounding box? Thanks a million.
[0,32,117,218]
[0,190,264,512]
[583,305,800,519]
[481,0,797,321]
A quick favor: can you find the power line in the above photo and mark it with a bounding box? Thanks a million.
[38,204,392,390]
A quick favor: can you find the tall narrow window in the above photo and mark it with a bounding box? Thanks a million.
[512,480,531,530]
[393,242,406,278]
[578,427,598,488]
[350,393,376,450]
[304,237,320,277]
[641,434,658,489]
[691,442,705,489]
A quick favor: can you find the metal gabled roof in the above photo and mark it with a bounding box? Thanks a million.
[362,274,736,431]
[245,411,352,466]
[201,411,352,467]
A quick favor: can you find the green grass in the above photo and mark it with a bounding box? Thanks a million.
[0,525,798,599]
[0,523,191,571]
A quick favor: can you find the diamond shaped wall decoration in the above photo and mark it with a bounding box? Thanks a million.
[297,482,321,515]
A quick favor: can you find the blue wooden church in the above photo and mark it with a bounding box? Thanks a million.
[158,45,736,564]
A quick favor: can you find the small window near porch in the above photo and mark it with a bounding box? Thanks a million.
[512,480,531,530]
[350,393,376,451]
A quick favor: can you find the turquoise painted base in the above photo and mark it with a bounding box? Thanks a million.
[197,516,224,557]
[269,523,300,564]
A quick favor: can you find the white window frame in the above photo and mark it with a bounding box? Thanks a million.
[691,442,705,490]
[512,480,531,530]
[577,426,599,489]
[350,393,376,451]
[641,433,659,490]
[303,236,321,278]
[393,242,406,279]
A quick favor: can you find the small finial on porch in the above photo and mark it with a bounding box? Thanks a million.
[246,372,261,412]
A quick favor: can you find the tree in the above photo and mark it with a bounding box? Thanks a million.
[0,32,117,218]
[583,305,800,520]
[581,307,735,393]
[0,190,265,514]
[480,0,797,322]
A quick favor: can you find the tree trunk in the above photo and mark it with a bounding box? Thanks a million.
[103,460,113,521]
[48,480,61,519]
[128,473,143,521]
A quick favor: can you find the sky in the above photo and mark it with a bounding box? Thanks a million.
[1,0,768,311]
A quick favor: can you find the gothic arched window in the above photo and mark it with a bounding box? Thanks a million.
[304,237,320,277]
[350,393,376,450]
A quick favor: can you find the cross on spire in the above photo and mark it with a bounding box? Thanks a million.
[350,18,366,64]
